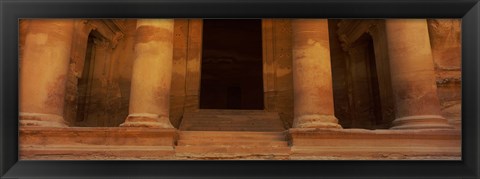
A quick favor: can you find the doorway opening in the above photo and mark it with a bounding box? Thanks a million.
[76,32,97,122]
[199,19,264,110]
[348,33,383,129]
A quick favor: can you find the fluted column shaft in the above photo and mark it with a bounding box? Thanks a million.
[385,19,451,129]
[121,19,174,128]
[292,19,341,129]
[19,20,74,127]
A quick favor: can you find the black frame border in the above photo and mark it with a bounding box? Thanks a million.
[1,0,479,178]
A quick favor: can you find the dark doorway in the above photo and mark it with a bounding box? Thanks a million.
[76,33,96,122]
[200,19,264,109]
[348,33,383,129]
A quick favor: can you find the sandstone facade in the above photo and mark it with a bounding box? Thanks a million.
[19,19,461,160]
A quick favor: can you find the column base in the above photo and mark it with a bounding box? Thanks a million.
[19,113,68,127]
[390,115,453,129]
[120,113,174,128]
[293,114,342,129]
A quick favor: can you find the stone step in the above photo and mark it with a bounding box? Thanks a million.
[180,128,284,132]
[181,119,282,123]
[177,140,288,147]
[181,118,280,122]
[180,126,285,131]
[182,116,279,120]
[180,126,284,130]
[184,111,278,114]
[22,145,176,160]
[181,125,284,129]
[181,123,283,127]
[175,146,291,154]
[180,109,284,131]
[182,121,282,124]
[180,121,283,126]
[182,116,278,120]
[182,127,284,132]
[176,131,290,159]
[179,131,286,140]
[183,113,278,117]
[187,109,275,114]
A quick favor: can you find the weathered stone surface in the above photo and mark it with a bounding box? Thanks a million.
[20,127,176,160]
[385,19,451,129]
[121,19,174,128]
[179,109,285,131]
[428,19,461,70]
[427,19,462,129]
[19,127,460,160]
[20,19,75,127]
[185,20,203,111]
[175,131,290,160]
[19,20,30,69]
[289,128,460,160]
[63,19,135,127]
[18,19,462,160]
[328,19,353,128]
[169,19,189,128]
[291,19,341,129]
[262,19,294,128]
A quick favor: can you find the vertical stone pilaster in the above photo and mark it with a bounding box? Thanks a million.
[19,20,74,127]
[385,19,452,129]
[120,19,175,128]
[291,19,341,129]
[184,20,203,112]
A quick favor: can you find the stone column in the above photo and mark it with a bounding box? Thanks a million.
[291,19,341,129]
[19,20,74,127]
[385,19,451,129]
[120,19,174,128]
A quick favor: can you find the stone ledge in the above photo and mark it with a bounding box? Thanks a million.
[19,127,462,160]
[20,127,177,160]
[20,145,175,160]
[288,128,461,160]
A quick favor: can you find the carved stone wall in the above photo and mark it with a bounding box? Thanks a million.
[63,19,135,127]
[427,19,462,129]
[19,20,30,70]
[170,19,188,128]
[262,19,294,128]
[332,19,461,129]
[170,19,203,128]
[20,19,460,129]
[328,19,352,127]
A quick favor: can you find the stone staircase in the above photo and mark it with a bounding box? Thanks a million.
[175,131,290,159]
[179,109,285,131]
[176,110,289,159]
